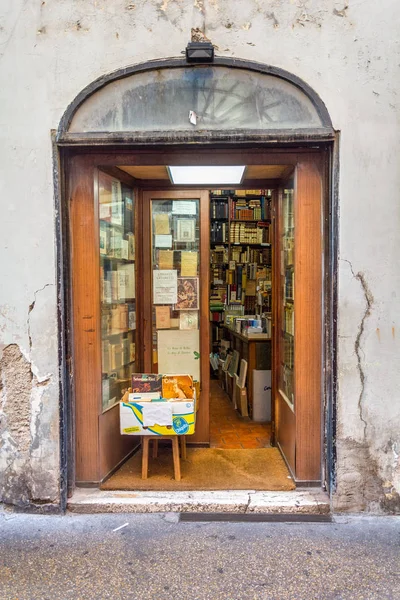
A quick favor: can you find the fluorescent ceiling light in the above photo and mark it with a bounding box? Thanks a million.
[168,166,246,185]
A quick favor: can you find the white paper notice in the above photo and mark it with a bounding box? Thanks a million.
[155,234,173,248]
[142,403,173,427]
[153,270,177,304]
[157,329,200,381]
[172,201,197,215]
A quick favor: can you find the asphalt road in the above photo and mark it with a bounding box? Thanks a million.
[0,510,399,599]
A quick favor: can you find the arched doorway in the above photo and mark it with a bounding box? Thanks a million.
[59,57,335,491]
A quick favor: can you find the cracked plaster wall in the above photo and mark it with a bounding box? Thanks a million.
[0,0,399,511]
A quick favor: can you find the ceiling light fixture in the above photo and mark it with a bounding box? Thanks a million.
[168,166,246,185]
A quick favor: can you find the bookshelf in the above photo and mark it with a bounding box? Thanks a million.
[99,172,137,412]
[209,190,273,355]
[279,188,295,407]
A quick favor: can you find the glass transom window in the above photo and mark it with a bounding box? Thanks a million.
[69,66,326,133]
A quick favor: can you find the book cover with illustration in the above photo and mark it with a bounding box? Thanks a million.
[131,374,163,393]
[162,375,194,400]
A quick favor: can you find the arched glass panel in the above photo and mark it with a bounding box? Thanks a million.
[69,66,325,133]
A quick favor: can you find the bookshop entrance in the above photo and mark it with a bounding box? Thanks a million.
[67,150,327,490]
[61,56,334,492]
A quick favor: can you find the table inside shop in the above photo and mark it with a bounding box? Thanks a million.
[222,326,272,416]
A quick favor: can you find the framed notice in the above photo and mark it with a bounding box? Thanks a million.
[153,270,177,304]
[175,277,199,310]
[172,200,197,215]
[175,219,196,243]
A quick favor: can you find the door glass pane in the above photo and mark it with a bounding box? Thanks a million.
[98,171,137,411]
[279,187,295,408]
[150,199,201,383]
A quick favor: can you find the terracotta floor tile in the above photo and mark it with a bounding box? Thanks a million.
[209,379,272,449]
[219,426,237,434]
[256,437,272,445]
[221,433,240,444]
[222,442,244,449]
[240,440,265,449]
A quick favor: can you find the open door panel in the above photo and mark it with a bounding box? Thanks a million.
[274,157,323,483]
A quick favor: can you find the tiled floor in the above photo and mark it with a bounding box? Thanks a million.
[209,378,271,449]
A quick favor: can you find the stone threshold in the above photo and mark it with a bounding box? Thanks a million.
[68,488,330,515]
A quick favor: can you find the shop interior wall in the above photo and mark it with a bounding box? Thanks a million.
[0,0,399,511]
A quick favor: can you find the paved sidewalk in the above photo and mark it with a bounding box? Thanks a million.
[0,510,399,599]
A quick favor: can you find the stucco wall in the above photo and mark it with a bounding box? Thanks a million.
[0,0,399,512]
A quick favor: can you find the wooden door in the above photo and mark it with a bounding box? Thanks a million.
[273,156,323,483]
[142,190,210,444]
[69,159,143,484]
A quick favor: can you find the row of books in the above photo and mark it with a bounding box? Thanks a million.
[285,270,294,302]
[230,222,270,244]
[101,264,135,303]
[99,192,134,235]
[100,224,135,261]
[284,337,294,370]
[210,246,229,264]
[210,221,228,243]
[210,198,229,219]
[210,189,268,197]
[102,339,136,373]
[101,304,136,335]
[284,305,295,336]
[230,196,271,221]
[210,311,225,323]
[211,265,226,285]
[230,246,271,265]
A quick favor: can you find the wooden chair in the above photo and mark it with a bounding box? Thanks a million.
[141,435,187,481]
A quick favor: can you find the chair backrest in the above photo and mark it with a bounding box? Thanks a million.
[237,359,248,389]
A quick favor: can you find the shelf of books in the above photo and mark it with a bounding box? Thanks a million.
[279,187,295,408]
[98,172,138,412]
[209,190,273,356]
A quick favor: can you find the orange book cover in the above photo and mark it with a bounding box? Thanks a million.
[162,375,194,399]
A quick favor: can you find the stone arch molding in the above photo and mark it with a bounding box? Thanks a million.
[57,57,333,143]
